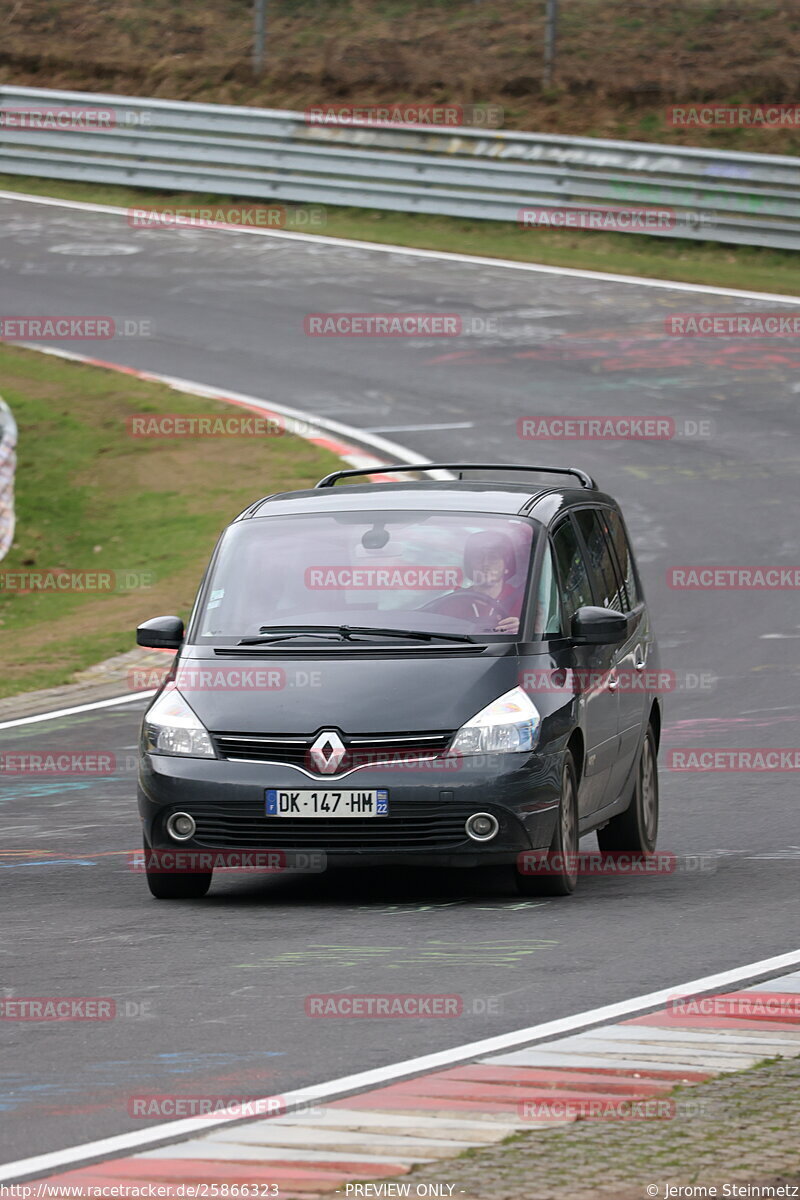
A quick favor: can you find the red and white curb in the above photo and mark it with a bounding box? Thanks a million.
[7,342,443,485]
[26,970,800,1196]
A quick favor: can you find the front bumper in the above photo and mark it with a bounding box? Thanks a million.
[138,750,562,868]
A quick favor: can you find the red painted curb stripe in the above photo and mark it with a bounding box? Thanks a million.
[627,1012,800,1032]
[623,1017,800,1036]
[372,1076,668,1103]
[445,1064,676,1093]
[38,1157,410,1186]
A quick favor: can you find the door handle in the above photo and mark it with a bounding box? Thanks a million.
[607,674,619,691]
[635,659,646,670]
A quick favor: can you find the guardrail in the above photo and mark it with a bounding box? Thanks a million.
[1,86,799,250]
[0,396,17,563]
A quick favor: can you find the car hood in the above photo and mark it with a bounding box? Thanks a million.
[170,647,536,735]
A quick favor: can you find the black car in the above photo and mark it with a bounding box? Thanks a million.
[136,463,661,900]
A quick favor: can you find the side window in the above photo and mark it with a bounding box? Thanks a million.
[552,519,593,625]
[533,540,562,636]
[602,509,640,609]
[574,509,626,612]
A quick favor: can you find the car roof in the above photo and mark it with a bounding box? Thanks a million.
[239,480,619,523]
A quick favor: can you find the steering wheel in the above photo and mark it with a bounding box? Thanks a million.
[417,588,502,627]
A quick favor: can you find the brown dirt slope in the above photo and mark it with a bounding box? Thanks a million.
[1,0,799,151]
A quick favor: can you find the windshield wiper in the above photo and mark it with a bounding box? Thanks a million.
[337,624,475,644]
[239,624,475,645]
[240,625,348,646]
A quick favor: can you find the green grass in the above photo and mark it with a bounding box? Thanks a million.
[1,173,797,295]
[0,343,343,698]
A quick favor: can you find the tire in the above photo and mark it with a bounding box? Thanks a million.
[597,724,659,855]
[516,750,579,897]
[143,839,213,900]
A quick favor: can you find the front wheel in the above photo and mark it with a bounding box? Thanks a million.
[515,750,579,897]
[597,724,659,855]
[144,840,212,900]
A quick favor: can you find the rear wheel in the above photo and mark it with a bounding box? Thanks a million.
[143,838,213,900]
[515,750,579,897]
[597,724,659,855]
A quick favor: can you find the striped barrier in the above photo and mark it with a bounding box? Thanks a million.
[0,395,17,562]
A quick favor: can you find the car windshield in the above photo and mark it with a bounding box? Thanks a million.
[192,509,537,642]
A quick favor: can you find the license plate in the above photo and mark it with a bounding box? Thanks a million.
[266,788,388,818]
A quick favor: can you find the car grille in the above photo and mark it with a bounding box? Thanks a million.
[181,798,483,850]
[212,730,454,775]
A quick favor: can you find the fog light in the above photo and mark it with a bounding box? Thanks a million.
[166,812,196,842]
[465,812,499,842]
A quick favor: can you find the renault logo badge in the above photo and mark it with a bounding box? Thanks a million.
[309,730,346,775]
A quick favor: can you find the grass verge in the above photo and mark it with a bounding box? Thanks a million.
[0,343,342,699]
[1,174,798,295]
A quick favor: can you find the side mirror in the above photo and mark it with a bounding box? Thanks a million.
[571,606,628,646]
[137,615,184,650]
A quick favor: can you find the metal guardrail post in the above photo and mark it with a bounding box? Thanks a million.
[543,0,558,87]
[253,0,267,77]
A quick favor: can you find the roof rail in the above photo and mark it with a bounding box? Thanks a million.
[315,462,597,490]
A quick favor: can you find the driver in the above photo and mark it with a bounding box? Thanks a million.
[463,531,523,634]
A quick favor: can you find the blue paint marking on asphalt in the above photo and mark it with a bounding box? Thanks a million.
[0,859,98,868]
[0,778,120,800]
[152,1051,285,1069]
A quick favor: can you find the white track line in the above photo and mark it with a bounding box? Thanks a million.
[1,189,799,304]
[0,691,156,730]
[2,948,799,1183]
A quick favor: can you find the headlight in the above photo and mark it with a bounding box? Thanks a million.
[449,687,540,755]
[143,686,215,758]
